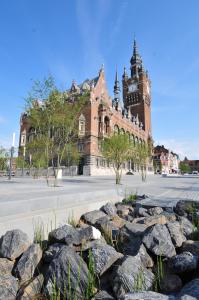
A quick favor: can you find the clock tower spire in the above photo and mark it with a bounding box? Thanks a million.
[123,39,152,136]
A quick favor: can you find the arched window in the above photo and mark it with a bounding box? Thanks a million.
[28,127,36,142]
[104,116,110,134]
[98,116,102,133]
[79,114,86,136]
[126,131,130,141]
[120,128,125,135]
[114,124,120,135]
[131,134,135,145]
[135,136,139,144]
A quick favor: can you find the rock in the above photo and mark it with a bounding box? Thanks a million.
[80,239,107,251]
[112,255,154,298]
[168,251,198,273]
[95,218,119,241]
[143,224,176,258]
[0,258,14,276]
[167,221,186,247]
[177,278,199,300]
[111,215,126,228]
[93,290,115,299]
[81,210,107,225]
[45,246,89,299]
[122,222,147,236]
[162,212,177,222]
[101,202,117,216]
[139,244,154,268]
[137,215,167,227]
[175,200,199,216]
[148,207,164,216]
[137,207,150,217]
[43,243,65,263]
[78,225,102,241]
[182,240,199,256]
[121,223,148,257]
[178,216,194,238]
[117,205,130,218]
[48,224,80,245]
[0,274,18,300]
[13,243,42,283]
[119,291,176,300]
[91,243,123,276]
[0,229,30,260]
[16,274,44,300]
[159,274,182,293]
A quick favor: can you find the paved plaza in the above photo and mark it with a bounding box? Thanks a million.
[0,174,199,238]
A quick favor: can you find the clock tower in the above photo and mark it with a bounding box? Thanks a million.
[122,40,152,136]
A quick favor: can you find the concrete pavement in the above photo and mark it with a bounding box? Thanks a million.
[0,174,199,238]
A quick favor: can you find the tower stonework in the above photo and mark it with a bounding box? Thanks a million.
[123,40,152,136]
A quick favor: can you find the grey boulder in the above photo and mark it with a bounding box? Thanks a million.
[169,251,198,273]
[177,278,199,300]
[48,224,80,245]
[45,246,89,299]
[91,243,123,276]
[143,224,176,258]
[178,216,194,238]
[101,202,117,216]
[43,243,66,263]
[13,243,42,283]
[0,229,30,260]
[119,291,176,300]
[112,255,154,298]
[81,210,107,225]
[16,274,44,300]
[0,274,18,300]
[148,207,164,216]
[0,258,14,276]
[93,290,115,299]
[167,221,186,247]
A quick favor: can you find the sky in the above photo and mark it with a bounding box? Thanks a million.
[0,0,198,159]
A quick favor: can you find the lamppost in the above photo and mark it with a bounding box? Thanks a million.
[8,133,15,180]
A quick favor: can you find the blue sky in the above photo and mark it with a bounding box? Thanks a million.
[0,0,198,159]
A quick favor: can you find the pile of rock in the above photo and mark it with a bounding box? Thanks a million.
[0,199,199,299]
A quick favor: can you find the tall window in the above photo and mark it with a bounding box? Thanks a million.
[104,116,110,134]
[79,114,86,136]
[114,124,120,135]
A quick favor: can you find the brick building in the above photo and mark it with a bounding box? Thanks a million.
[19,40,153,175]
[153,145,180,174]
[182,158,199,173]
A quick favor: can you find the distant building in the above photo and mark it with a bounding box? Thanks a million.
[19,40,153,175]
[182,157,199,172]
[153,145,179,174]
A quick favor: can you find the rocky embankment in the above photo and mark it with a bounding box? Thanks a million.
[0,198,199,299]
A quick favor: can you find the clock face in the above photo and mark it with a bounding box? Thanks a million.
[128,83,137,92]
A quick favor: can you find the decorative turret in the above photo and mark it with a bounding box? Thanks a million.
[122,66,128,81]
[113,68,121,110]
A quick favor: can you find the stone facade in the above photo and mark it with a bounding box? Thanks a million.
[19,40,153,175]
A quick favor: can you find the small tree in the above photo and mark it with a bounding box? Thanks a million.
[135,141,152,182]
[179,161,191,174]
[0,147,9,171]
[25,76,88,185]
[102,134,134,184]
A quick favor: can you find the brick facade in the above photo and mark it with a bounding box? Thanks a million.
[19,40,153,175]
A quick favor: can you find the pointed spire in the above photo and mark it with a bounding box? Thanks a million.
[114,67,120,95]
[130,38,142,78]
[122,66,128,80]
[113,67,121,110]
